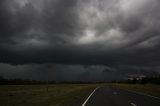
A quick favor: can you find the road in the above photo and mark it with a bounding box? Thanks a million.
[81,86,160,106]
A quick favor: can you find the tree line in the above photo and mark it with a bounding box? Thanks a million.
[112,76,160,84]
[0,76,106,85]
[1,76,160,85]
[0,76,55,85]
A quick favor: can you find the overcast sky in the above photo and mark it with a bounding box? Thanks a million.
[0,0,160,81]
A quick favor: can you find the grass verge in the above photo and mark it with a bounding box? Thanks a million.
[0,84,98,106]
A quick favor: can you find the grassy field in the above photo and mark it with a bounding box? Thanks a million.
[0,84,98,106]
[110,84,160,97]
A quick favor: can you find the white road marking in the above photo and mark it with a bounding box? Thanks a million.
[113,92,117,95]
[130,102,137,106]
[81,87,99,106]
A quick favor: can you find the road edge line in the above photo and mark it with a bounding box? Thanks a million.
[81,87,99,106]
[130,102,137,106]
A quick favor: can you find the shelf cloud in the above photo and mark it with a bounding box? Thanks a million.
[0,0,160,81]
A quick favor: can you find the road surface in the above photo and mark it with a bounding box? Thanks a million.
[81,86,160,106]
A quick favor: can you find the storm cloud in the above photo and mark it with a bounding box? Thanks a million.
[0,0,160,81]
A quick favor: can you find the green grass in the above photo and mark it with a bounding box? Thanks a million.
[110,84,160,97]
[0,84,98,106]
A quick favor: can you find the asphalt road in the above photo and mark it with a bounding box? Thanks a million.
[82,86,160,106]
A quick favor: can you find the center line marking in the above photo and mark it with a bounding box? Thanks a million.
[81,87,99,106]
[113,92,117,95]
[130,102,137,106]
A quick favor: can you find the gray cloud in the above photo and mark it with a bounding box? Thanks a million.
[0,0,160,81]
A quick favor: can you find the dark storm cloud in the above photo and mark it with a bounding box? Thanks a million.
[0,0,160,80]
[1,63,159,81]
[0,63,117,81]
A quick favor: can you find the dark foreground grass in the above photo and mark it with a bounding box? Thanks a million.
[110,84,160,97]
[0,84,98,106]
